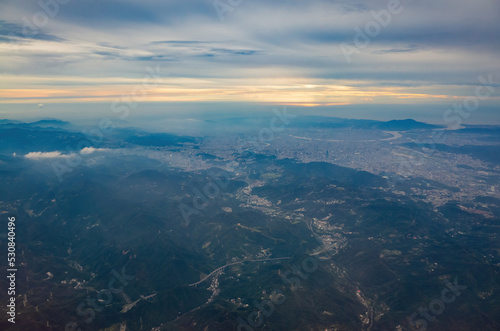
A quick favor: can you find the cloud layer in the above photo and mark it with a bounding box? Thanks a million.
[24,148,109,159]
[24,151,68,159]
[0,0,499,109]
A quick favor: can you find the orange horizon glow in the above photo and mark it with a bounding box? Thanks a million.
[0,79,464,105]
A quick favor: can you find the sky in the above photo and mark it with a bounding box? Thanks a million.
[0,0,499,123]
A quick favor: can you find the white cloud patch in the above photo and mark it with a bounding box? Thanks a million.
[24,151,69,159]
[24,148,110,159]
[80,147,108,154]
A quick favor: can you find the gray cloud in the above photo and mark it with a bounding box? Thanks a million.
[0,20,64,42]
[0,0,499,99]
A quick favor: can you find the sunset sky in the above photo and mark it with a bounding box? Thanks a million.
[0,0,499,122]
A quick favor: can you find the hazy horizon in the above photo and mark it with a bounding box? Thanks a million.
[1,102,500,128]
